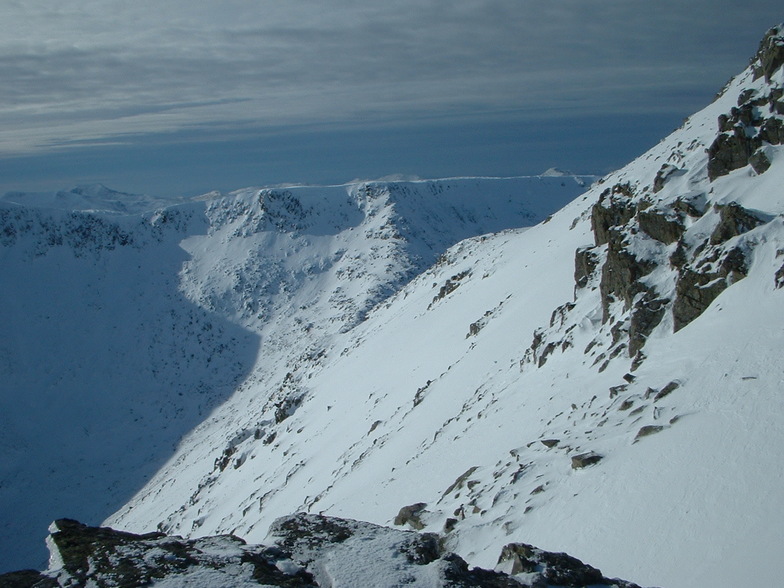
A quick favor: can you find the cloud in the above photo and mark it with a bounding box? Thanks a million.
[0,0,781,157]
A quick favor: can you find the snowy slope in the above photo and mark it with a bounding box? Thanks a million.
[0,174,588,573]
[106,26,784,588]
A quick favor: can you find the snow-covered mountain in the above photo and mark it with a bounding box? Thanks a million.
[98,25,784,588]
[0,175,591,574]
[4,24,784,588]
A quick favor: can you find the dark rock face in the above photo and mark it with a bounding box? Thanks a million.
[637,209,684,245]
[497,543,640,588]
[708,26,784,181]
[1,515,647,588]
[629,293,669,358]
[776,262,784,288]
[599,230,655,323]
[707,131,759,181]
[709,203,765,245]
[753,25,784,82]
[0,570,58,587]
[749,148,772,174]
[591,184,637,246]
[672,268,731,332]
[574,246,601,290]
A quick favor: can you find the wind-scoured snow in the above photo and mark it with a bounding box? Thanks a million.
[0,174,589,573]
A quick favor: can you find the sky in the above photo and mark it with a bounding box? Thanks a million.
[0,1,782,197]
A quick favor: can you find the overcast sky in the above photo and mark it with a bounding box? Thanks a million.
[1,1,782,196]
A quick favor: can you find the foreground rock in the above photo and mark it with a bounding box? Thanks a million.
[0,514,644,587]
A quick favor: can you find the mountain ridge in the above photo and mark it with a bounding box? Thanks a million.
[2,25,784,587]
[103,24,784,588]
[0,175,588,574]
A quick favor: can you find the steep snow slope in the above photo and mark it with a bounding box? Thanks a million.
[0,175,587,572]
[108,26,784,588]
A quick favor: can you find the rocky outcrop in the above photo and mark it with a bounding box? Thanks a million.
[708,25,784,181]
[591,184,637,246]
[497,543,640,587]
[753,25,784,82]
[0,515,647,587]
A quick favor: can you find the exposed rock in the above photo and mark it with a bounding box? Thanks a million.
[672,269,729,331]
[599,230,656,322]
[571,452,603,469]
[26,518,317,588]
[673,243,750,331]
[540,438,560,448]
[394,502,429,530]
[431,270,471,307]
[753,25,784,82]
[709,202,765,245]
[634,425,665,441]
[759,116,784,144]
[2,515,648,587]
[591,184,636,246]
[652,164,681,193]
[654,381,680,401]
[776,262,784,288]
[707,131,759,181]
[637,209,684,244]
[672,194,706,218]
[574,246,600,290]
[497,543,641,587]
[0,570,58,587]
[629,293,669,357]
[750,148,772,174]
[442,466,480,498]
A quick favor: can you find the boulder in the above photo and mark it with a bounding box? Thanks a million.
[571,452,603,469]
[393,502,429,530]
[634,425,665,441]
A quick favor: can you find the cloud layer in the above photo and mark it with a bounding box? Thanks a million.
[2,0,781,158]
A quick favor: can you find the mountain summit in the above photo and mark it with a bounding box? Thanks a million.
[3,25,784,588]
